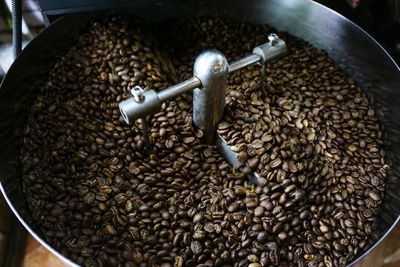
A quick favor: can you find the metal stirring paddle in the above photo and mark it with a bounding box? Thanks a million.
[119,34,287,184]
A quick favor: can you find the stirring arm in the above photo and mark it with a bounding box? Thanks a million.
[118,33,287,145]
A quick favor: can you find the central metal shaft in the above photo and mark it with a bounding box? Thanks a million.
[193,50,229,144]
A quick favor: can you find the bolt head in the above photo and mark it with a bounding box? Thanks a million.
[268,33,279,45]
[131,86,145,103]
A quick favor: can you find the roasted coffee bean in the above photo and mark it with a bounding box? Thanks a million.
[237,151,248,163]
[254,206,265,217]
[193,212,204,224]
[269,250,280,266]
[247,254,259,263]
[228,202,239,212]
[21,16,386,267]
[204,222,215,233]
[257,232,268,243]
[190,240,203,255]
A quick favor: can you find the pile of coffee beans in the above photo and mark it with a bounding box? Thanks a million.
[20,16,387,267]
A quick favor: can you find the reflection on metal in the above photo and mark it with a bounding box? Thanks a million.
[192,50,229,144]
[0,1,399,266]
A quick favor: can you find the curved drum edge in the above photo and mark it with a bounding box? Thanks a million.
[0,183,79,267]
[0,0,399,266]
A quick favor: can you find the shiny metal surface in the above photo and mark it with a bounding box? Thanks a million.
[158,77,201,102]
[0,0,399,266]
[119,78,201,124]
[252,34,287,63]
[229,53,261,73]
[193,50,229,144]
[228,34,287,73]
[119,89,161,125]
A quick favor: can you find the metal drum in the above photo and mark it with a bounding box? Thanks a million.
[0,0,399,266]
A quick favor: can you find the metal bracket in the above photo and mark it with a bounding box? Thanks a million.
[118,33,287,145]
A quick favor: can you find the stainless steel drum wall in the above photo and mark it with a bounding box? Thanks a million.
[0,0,399,266]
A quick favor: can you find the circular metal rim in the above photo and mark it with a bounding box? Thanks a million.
[0,0,399,266]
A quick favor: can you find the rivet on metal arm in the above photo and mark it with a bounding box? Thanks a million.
[131,86,145,103]
[268,33,279,46]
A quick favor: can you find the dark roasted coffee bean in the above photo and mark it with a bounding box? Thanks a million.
[193,212,204,224]
[20,17,386,267]
[269,250,280,266]
[257,232,268,243]
[190,240,203,255]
